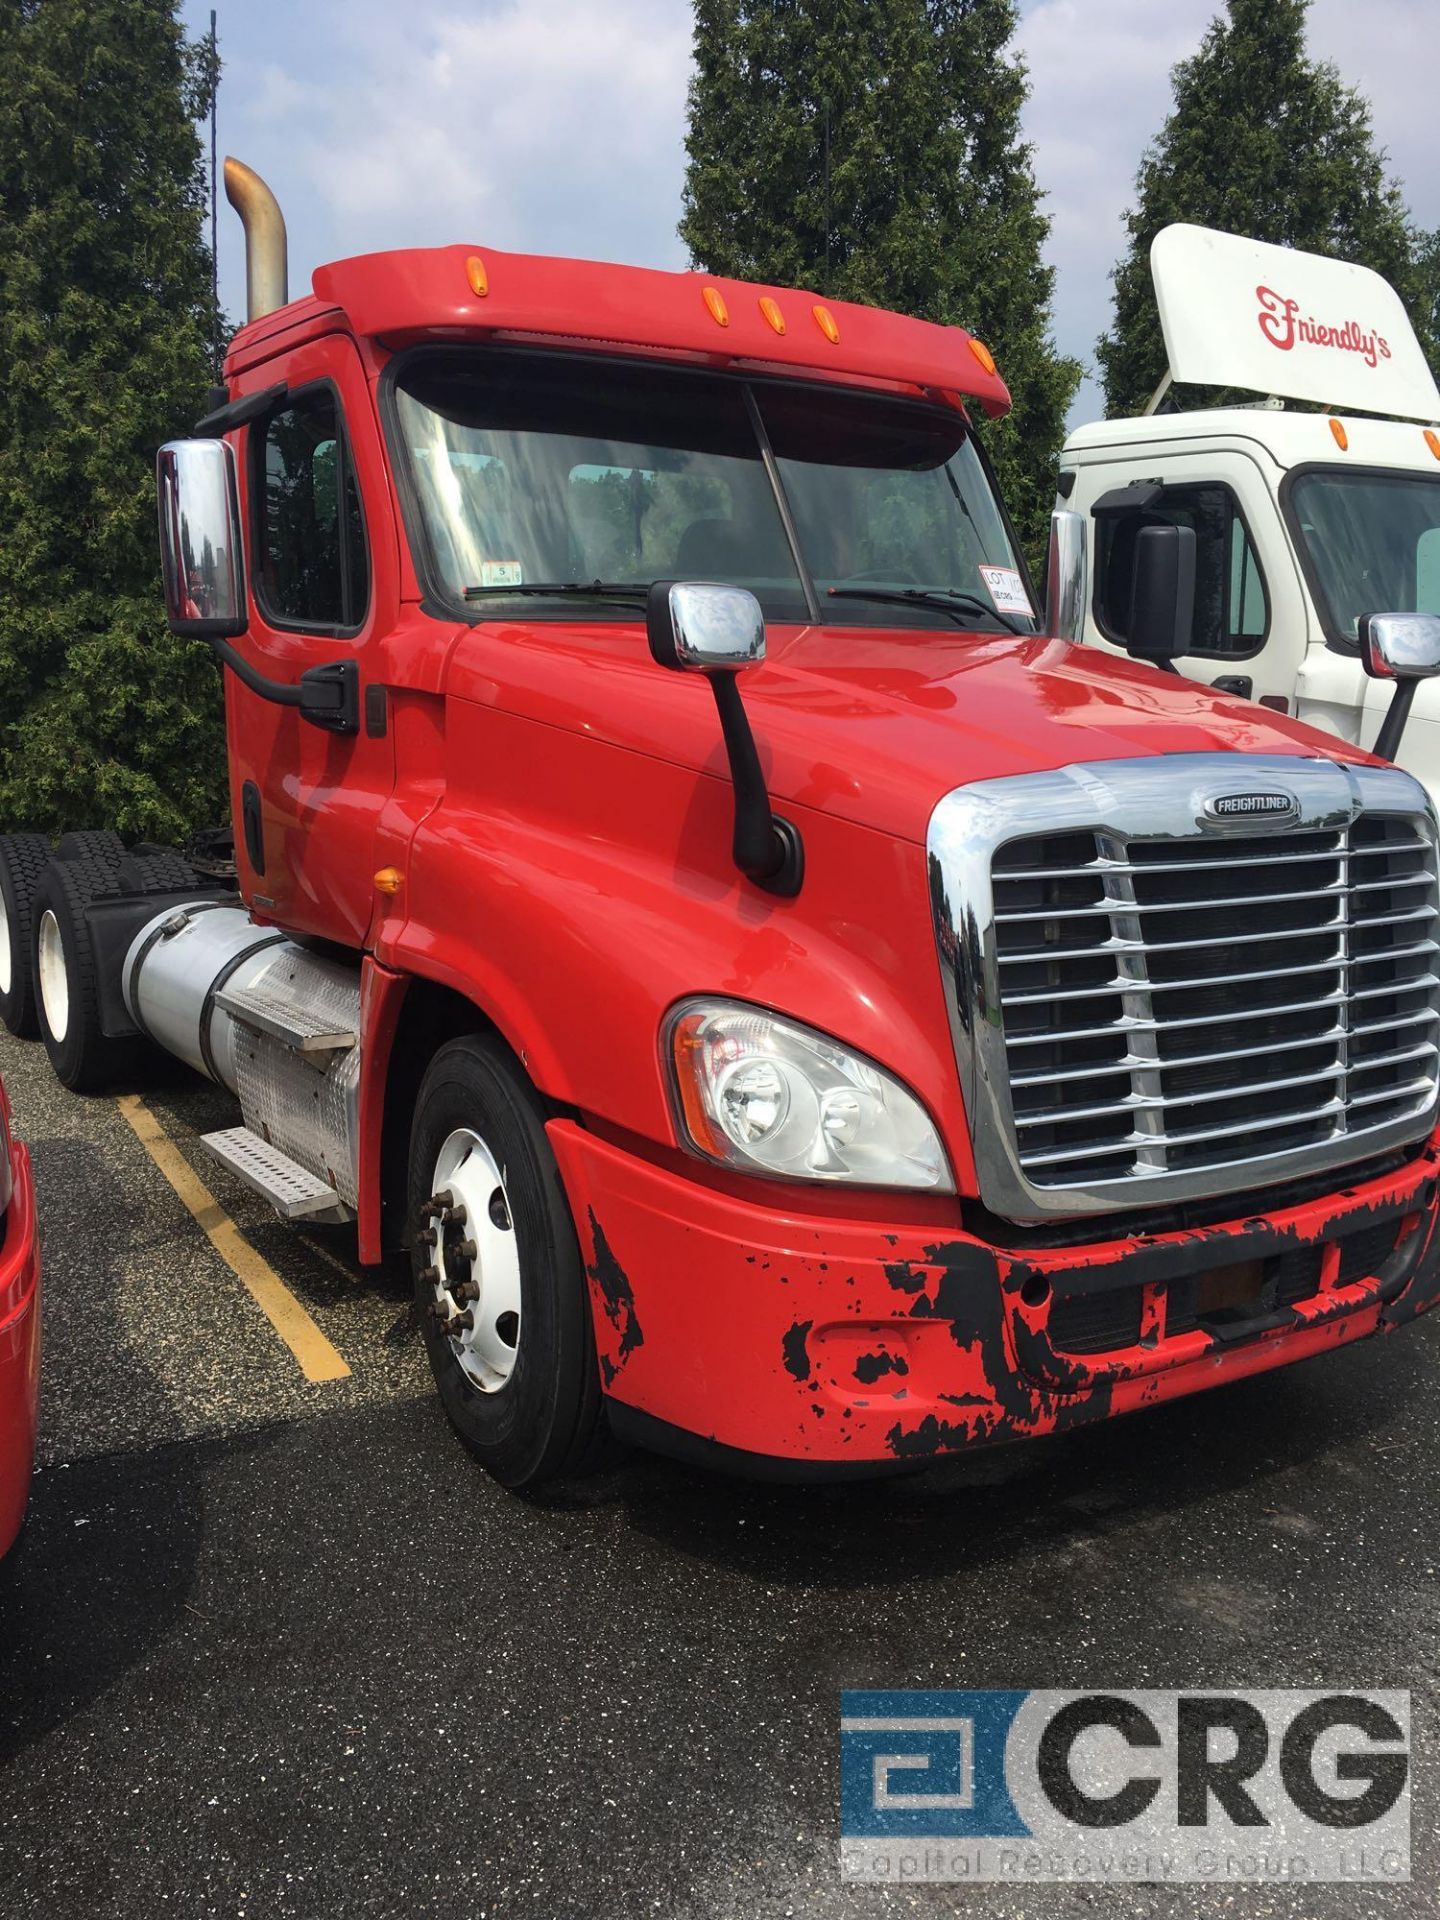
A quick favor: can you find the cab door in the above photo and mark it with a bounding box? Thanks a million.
[1071,445,1310,708]
[229,335,396,948]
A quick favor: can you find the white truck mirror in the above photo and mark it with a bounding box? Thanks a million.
[1126,523,1197,671]
[1361,612,1440,683]
[1361,612,1440,761]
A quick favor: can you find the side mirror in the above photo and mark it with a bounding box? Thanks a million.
[1124,522,1195,670]
[1044,510,1086,643]
[646,579,765,672]
[645,578,801,896]
[1361,612,1440,682]
[1360,612,1440,761]
[156,439,247,640]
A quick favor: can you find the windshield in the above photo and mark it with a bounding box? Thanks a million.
[1289,469,1440,647]
[389,350,1033,632]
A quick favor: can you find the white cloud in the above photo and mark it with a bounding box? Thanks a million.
[233,0,693,271]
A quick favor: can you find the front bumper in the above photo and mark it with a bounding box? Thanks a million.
[549,1122,1440,1473]
[0,1142,40,1556]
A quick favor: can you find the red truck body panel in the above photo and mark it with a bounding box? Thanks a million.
[213,243,1439,1470]
[0,1088,40,1553]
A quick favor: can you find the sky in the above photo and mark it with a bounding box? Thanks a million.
[180,0,1440,424]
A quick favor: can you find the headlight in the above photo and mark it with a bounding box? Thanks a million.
[667,999,953,1192]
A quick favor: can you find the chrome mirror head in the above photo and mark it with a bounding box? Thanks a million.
[647,580,766,673]
[156,439,247,640]
[1044,509,1086,643]
[1361,612,1440,681]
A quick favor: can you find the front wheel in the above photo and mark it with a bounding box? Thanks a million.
[408,1034,608,1487]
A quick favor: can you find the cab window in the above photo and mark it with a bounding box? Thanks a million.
[1287,468,1440,648]
[1097,482,1268,659]
[254,387,369,632]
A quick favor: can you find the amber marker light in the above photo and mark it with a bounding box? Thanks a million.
[703,285,730,327]
[465,255,489,297]
[758,295,786,335]
[670,1014,726,1158]
[1328,417,1349,451]
[812,304,840,343]
[1425,429,1440,462]
[968,337,997,375]
[373,867,404,896]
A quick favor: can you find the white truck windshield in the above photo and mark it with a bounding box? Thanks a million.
[1289,469,1440,647]
[390,350,1032,632]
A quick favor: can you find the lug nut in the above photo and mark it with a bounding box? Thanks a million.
[420,1189,454,1220]
[441,1204,468,1228]
[453,1279,480,1305]
[456,1238,478,1262]
[417,1227,438,1251]
[419,1263,441,1286]
[448,1310,474,1334]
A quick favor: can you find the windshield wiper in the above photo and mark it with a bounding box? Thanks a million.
[462,579,648,603]
[825,585,1029,637]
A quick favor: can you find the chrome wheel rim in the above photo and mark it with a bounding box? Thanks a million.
[426,1127,522,1392]
[37,909,68,1042]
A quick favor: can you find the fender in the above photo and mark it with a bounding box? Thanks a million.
[372,697,975,1182]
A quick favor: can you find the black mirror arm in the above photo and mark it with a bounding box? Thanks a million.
[1374,679,1418,763]
[708,672,804,897]
[207,639,360,735]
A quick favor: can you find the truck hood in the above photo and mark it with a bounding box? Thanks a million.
[448,618,1374,845]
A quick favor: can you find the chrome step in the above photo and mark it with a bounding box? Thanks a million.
[213,980,356,1056]
[200,1125,355,1222]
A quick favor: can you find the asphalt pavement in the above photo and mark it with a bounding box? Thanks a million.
[2,1023,1440,1918]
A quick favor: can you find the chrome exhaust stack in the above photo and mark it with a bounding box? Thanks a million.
[223,155,289,322]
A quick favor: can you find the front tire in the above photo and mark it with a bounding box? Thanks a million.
[31,858,140,1091]
[409,1034,607,1487]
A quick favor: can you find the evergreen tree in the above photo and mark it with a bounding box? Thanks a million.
[0,0,226,839]
[1098,0,1431,418]
[681,0,1080,564]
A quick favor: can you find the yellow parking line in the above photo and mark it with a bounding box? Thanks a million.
[116,1094,351,1383]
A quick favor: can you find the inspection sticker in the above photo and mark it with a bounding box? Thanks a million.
[480,559,523,587]
[978,566,1033,617]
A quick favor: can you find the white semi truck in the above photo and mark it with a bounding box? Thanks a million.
[1061,225,1440,802]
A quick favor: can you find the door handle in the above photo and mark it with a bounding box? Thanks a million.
[1212,674,1253,699]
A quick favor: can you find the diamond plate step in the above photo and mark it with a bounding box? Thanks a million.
[200,1126,355,1222]
[213,981,356,1056]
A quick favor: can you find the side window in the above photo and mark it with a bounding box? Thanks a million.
[1097,483,1269,659]
[1417,527,1440,616]
[255,387,369,631]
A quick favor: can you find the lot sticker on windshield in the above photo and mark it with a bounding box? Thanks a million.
[480,559,523,587]
[978,566,1032,617]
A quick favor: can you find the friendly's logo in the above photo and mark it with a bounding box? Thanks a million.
[1255,283,1391,368]
[840,1690,1409,1884]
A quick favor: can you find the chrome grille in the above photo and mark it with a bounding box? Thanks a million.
[993,816,1439,1188]
[926,756,1440,1221]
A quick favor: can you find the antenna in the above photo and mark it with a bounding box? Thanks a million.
[210,9,219,369]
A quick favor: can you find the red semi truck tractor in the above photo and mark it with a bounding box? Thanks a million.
[4,158,1440,1487]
